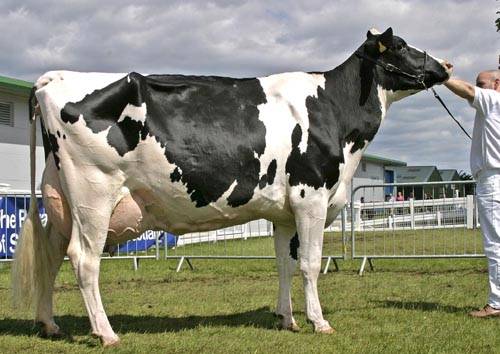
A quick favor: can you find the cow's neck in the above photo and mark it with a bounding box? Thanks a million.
[313,54,387,155]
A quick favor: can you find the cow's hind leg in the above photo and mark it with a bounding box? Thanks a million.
[292,191,334,334]
[273,223,300,331]
[35,222,69,337]
[66,194,120,347]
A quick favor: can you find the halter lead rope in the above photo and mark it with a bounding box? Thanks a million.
[431,87,472,140]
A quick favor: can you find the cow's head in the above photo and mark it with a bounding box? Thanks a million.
[359,27,452,103]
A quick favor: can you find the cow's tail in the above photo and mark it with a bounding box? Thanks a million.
[11,87,52,312]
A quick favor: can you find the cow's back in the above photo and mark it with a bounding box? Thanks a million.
[35,71,326,236]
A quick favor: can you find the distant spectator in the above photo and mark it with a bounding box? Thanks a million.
[396,192,404,201]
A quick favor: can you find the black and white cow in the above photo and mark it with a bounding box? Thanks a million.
[12,28,451,346]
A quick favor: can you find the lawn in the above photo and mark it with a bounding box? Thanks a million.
[1,231,499,353]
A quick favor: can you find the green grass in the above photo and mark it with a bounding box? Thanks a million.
[1,231,498,353]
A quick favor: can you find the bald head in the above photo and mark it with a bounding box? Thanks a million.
[476,70,500,91]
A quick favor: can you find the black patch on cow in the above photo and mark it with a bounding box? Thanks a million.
[286,56,383,190]
[259,159,277,189]
[60,72,267,208]
[286,121,342,190]
[300,189,305,198]
[107,116,143,157]
[290,233,300,260]
[170,167,182,183]
[47,130,61,169]
[39,119,51,161]
[56,130,61,138]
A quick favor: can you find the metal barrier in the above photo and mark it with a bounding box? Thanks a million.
[164,211,346,272]
[350,181,482,274]
[0,191,346,272]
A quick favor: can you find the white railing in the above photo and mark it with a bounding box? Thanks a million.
[348,196,476,231]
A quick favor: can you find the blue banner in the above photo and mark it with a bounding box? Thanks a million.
[0,196,46,259]
[0,195,176,258]
[117,230,177,253]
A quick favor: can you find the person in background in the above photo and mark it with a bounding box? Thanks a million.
[444,69,500,318]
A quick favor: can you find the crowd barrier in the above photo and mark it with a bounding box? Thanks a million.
[0,190,345,272]
[350,181,481,274]
[3,182,478,275]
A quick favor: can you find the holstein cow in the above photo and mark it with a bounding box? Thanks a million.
[12,28,451,346]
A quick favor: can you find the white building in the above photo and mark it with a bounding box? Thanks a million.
[351,154,406,203]
[0,75,45,190]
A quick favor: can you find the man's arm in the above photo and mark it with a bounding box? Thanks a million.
[444,78,475,102]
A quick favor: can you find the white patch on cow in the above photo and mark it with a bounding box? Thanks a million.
[408,45,444,64]
[35,71,129,110]
[258,72,326,154]
[378,72,421,107]
[118,103,147,123]
[328,140,367,211]
[376,85,388,120]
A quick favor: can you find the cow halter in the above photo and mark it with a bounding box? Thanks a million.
[355,49,472,140]
[355,49,428,89]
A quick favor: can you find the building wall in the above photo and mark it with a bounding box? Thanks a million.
[350,160,385,202]
[0,90,45,190]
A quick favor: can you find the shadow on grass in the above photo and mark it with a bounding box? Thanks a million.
[0,306,277,340]
[373,300,473,313]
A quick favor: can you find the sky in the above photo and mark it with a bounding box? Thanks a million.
[1,0,498,174]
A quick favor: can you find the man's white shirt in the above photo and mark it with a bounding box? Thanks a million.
[470,87,500,177]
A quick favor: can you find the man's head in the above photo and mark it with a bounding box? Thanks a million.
[476,70,500,91]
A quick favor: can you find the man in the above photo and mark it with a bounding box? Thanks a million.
[444,70,500,317]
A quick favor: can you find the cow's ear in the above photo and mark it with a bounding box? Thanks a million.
[378,27,393,53]
[367,28,381,39]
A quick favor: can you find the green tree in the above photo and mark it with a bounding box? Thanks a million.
[458,170,475,196]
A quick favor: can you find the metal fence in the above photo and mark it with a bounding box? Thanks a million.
[350,181,481,274]
[0,182,483,275]
[0,191,346,272]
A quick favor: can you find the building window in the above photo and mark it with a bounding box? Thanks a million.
[0,101,13,126]
[362,162,366,172]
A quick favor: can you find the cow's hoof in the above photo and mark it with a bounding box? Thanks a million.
[279,320,300,332]
[276,314,300,332]
[37,321,63,339]
[315,325,336,334]
[287,322,301,332]
[100,335,121,348]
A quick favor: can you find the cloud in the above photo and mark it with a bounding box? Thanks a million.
[0,0,497,173]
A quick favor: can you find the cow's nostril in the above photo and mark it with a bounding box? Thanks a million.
[444,61,453,70]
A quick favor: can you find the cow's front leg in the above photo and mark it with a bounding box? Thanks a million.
[273,223,299,331]
[291,190,334,334]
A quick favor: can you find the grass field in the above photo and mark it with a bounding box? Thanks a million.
[1,230,500,353]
